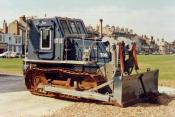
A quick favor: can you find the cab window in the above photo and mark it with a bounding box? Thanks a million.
[69,21,78,34]
[76,21,85,34]
[40,29,51,49]
[60,20,71,35]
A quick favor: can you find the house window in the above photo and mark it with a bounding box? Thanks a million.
[15,37,21,44]
[18,46,22,53]
[0,35,2,42]
[40,29,51,50]
[14,46,16,52]
[9,45,12,51]
[9,37,11,43]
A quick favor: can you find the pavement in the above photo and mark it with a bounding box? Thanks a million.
[159,86,175,96]
[0,75,174,117]
[0,91,73,117]
[0,75,74,117]
[0,74,25,93]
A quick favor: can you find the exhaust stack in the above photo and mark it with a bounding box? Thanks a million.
[100,19,103,38]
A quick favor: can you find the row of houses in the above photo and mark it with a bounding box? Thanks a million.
[133,35,173,54]
[0,16,174,55]
[0,15,27,56]
[87,25,175,54]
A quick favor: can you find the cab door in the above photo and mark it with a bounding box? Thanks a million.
[38,21,55,60]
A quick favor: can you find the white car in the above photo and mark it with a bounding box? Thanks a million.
[0,51,8,57]
[0,51,17,58]
[10,51,17,57]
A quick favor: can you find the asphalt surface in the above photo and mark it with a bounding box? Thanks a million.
[0,74,26,93]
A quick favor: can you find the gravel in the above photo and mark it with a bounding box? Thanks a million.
[50,90,175,117]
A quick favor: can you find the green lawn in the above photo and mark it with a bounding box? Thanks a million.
[137,55,175,87]
[0,58,23,75]
[137,55,175,80]
[0,55,175,86]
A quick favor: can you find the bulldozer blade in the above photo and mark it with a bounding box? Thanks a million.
[113,69,159,107]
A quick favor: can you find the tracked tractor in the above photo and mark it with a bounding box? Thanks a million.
[24,17,159,107]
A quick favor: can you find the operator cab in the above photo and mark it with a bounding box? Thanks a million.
[27,17,111,65]
[27,17,88,60]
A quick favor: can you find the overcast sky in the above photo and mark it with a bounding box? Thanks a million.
[0,0,175,42]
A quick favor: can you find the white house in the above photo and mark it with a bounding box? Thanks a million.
[156,39,171,54]
[0,31,7,53]
[3,33,22,54]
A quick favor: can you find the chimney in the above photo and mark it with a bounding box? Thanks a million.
[3,20,8,33]
[19,15,26,23]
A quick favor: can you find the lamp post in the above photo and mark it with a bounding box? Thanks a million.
[99,19,103,38]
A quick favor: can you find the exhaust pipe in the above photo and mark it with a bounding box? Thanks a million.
[100,19,103,38]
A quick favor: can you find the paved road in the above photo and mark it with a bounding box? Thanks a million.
[0,74,26,93]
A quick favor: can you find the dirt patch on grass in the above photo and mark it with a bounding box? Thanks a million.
[159,80,175,88]
[0,71,23,76]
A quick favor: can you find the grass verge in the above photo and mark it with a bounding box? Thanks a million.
[137,55,175,87]
[0,58,23,76]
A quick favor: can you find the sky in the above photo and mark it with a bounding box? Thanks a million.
[0,0,175,42]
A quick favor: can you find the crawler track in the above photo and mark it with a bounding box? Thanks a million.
[24,67,107,101]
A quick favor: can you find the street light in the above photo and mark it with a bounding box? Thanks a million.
[99,19,103,38]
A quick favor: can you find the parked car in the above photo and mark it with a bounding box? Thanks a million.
[0,51,8,58]
[10,51,17,58]
[0,51,18,58]
[152,52,160,55]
